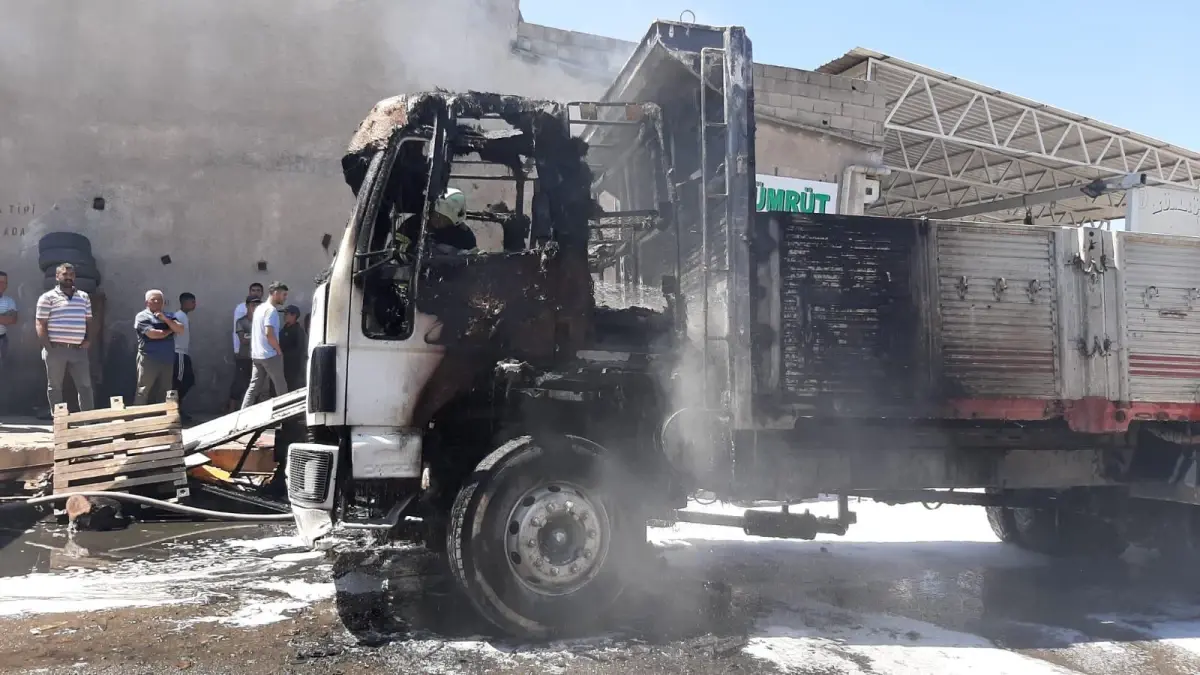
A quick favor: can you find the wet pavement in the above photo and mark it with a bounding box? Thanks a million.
[2,500,1200,673]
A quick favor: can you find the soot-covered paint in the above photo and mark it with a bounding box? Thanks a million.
[772,213,925,416]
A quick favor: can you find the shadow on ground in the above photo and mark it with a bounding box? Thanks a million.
[328,533,1200,658]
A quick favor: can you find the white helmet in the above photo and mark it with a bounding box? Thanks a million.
[433,188,467,226]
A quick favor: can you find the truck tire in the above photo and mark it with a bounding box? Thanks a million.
[38,232,92,256]
[985,506,1020,543]
[1011,507,1125,558]
[447,434,638,639]
[39,247,96,274]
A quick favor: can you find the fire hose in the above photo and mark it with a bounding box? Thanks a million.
[10,491,295,521]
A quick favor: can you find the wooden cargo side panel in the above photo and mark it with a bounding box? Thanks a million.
[1120,234,1200,402]
[933,224,1059,399]
[774,214,926,416]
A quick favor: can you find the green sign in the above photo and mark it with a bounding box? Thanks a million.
[755,176,838,214]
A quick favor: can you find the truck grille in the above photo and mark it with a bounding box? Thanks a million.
[288,446,334,507]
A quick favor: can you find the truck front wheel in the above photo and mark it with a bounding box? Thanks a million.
[447,434,638,638]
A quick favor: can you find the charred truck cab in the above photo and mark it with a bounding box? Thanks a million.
[289,23,751,637]
[289,19,1200,638]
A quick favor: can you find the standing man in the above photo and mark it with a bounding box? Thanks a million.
[228,282,264,412]
[35,263,94,412]
[0,272,17,413]
[228,295,259,410]
[134,289,185,405]
[241,282,289,409]
[232,282,264,355]
[279,304,308,391]
[172,292,197,420]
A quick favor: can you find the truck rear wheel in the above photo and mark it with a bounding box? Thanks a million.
[985,506,1020,543]
[1010,507,1126,558]
[447,434,637,639]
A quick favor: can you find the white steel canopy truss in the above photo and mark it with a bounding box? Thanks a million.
[818,48,1200,225]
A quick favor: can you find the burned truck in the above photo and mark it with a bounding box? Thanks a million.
[288,21,1200,637]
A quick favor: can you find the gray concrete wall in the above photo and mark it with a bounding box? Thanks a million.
[0,0,624,413]
[756,121,884,185]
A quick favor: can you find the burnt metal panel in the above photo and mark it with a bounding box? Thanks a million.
[934,223,1059,399]
[598,21,744,109]
[724,27,756,429]
[1120,233,1200,402]
[774,213,925,416]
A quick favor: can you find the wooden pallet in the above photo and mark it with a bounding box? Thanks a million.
[52,391,189,499]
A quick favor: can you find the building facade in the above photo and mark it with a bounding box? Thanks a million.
[0,0,886,411]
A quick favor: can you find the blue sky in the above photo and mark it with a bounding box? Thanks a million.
[520,0,1199,151]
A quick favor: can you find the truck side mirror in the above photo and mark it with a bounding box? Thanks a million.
[661,275,679,296]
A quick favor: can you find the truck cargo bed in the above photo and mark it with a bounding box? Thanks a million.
[749,213,1200,434]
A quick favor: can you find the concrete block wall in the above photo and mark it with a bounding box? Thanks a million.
[753,63,888,148]
[514,22,635,86]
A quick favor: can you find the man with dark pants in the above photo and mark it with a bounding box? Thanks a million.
[241,282,289,409]
[172,292,197,420]
[0,272,18,412]
[35,264,94,412]
[279,304,307,391]
[134,289,185,405]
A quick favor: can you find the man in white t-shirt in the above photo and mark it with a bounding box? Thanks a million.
[172,292,197,420]
[0,271,18,410]
[240,281,290,409]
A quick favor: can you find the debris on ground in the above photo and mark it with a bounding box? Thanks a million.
[65,494,129,531]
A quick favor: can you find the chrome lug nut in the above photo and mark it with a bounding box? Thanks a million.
[587,529,597,539]
[549,566,559,577]
[525,538,537,549]
[532,515,545,527]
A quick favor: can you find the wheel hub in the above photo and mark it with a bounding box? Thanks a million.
[505,483,609,595]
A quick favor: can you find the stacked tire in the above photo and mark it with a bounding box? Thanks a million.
[40,232,100,294]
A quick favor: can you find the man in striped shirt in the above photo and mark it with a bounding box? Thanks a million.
[35,263,94,411]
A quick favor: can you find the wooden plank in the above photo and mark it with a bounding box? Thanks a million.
[55,472,187,494]
[54,456,185,486]
[56,446,183,472]
[55,413,181,444]
[53,400,178,428]
[57,428,181,450]
[55,414,181,445]
[55,448,184,478]
[54,433,181,460]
